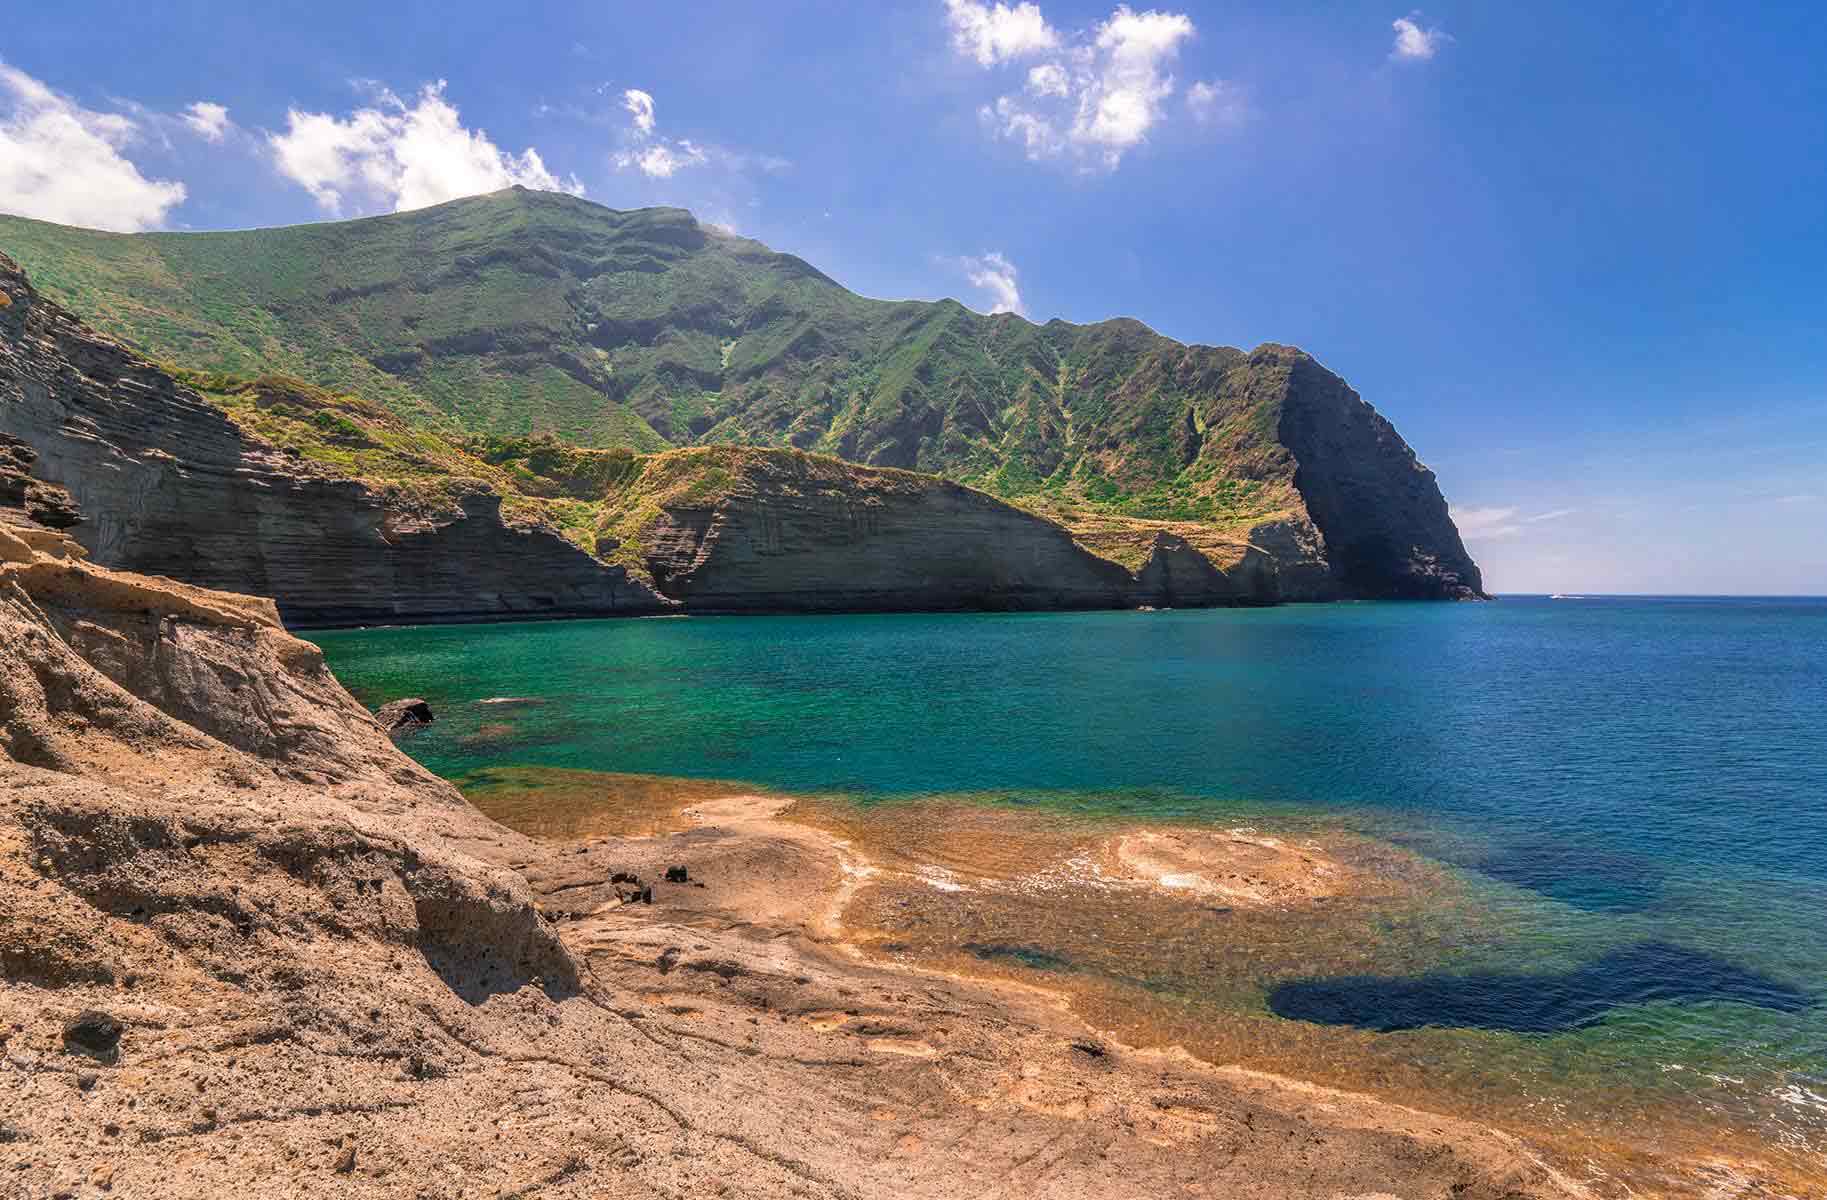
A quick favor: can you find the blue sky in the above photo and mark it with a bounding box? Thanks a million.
[3,1,1824,594]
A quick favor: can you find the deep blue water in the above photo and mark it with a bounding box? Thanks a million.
[312,596,1827,1162]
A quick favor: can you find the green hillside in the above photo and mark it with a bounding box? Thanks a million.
[0,188,1318,535]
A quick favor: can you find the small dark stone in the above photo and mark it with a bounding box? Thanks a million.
[63,1010,123,1063]
[333,1145,357,1174]
[1069,1039,1107,1059]
[664,865,688,883]
[77,1073,98,1092]
[640,886,654,905]
[375,698,434,734]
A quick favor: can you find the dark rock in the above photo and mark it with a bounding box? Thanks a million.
[1070,1039,1108,1059]
[664,865,688,883]
[640,886,653,905]
[375,698,434,733]
[62,1010,123,1063]
[333,1145,357,1174]
[1274,349,1485,599]
[77,1072,98,1092]
[610,871,638,885]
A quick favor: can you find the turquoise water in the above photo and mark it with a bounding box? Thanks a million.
[312,597,1827,1174]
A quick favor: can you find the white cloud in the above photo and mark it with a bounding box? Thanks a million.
[957,4,1198,172]
[1391,12,1449,61]
[1185,79,1245,125]
[989,96,1065,158]
[611,87,728,179]
[1455,504,1580,540]
[0,63,187,231]
[1026,62,1070,98]
[1452,505,1521,539]
[269,81,582,215]
[621,88,655,136]
[182,101,231,143]
[620,140,708,179]
[959,251,1024,315]
[944,0,1060,67]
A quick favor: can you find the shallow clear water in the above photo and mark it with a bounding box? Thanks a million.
[312,597,1827,1181]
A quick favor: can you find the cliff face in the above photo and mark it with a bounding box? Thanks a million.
[597,448,1345,612]
[0,253,669,626]
[1272,349,1485,599]
[627,450,1130,612]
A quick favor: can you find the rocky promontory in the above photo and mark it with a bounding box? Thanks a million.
[600,446,1325,612]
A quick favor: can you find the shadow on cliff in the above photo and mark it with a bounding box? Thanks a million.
[1267,942,1811,1034]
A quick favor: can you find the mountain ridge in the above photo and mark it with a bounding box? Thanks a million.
[0,189,1484,603]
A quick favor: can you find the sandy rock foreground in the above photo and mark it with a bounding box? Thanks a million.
[0,514,1582,1198]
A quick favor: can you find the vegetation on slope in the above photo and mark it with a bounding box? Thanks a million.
[0,189,1316,540]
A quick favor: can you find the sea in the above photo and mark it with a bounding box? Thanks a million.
[311,596,1827,1191]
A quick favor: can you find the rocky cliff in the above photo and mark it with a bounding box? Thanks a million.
[2,191,1484,604]
[599,447,1334,612]
[0,253,669,626]
[1273,348,1484,599]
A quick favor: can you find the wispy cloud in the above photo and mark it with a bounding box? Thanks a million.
[1185,79,1247,126]
[1452,505,1521,539]
[610,86,787,179]
[269,80,582,215]
[1391,12,1450,62]
[947,2,1201,172]
[181,101,232,143]
[620,88,655,136]
[1455,504,1581,540]
[0,62,187,231]
[955,251,1025,315]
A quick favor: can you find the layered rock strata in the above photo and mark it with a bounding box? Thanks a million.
[626,450,1337,611]
[0,253,668,626]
